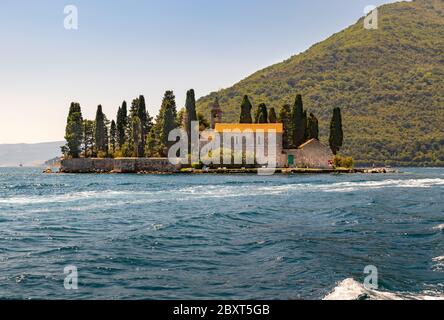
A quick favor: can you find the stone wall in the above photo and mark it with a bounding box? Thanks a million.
[60,158,180,173]
[60,158,114,173]
[113,158,180,173]
[284,140,333,169]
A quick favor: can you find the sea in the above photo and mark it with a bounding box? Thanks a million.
[0,167,443,300]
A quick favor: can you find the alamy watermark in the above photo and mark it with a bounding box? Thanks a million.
[364,5,378,30]
[64,265,78,290]
[364,265,378,290]
[64,5,78,30]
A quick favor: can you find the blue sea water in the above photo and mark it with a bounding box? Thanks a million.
[0,167,443,300]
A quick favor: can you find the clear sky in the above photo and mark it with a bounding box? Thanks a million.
[0,0,401,143]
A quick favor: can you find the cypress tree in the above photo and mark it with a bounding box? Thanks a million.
[152,90,178,156]
[256,103,268,123]
[303,110,308,142]
[116,101,128,149]
[307,113,319,140]
[278,104,292,149]
[239,95,253,123]
[104,116,110,155]
[292,94,305,148]
[132,116,142,157]
[64,102,83,158]
[136,95,151,157]
[130,98,139,118]
[268,108,277,123]
[185,89,198,153]
[145,127,160,157]
[94,105,107,155]
[162,101,177,146]
[185,89,198,124]
[329,107,344,155]
[82,119,94,158]
[110,120,117,155]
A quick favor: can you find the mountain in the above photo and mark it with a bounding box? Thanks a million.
[196,0,444,166]
[0,141,64,167]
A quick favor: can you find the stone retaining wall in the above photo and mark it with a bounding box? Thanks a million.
[113,158,179,173]
[60,158,180,173]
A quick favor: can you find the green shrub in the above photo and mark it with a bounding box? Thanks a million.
[334,155,354,169]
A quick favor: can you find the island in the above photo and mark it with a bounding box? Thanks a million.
[58,91,389,174]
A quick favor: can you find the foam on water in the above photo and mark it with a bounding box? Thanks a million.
[0,190,133,205]
[322,178,444,192]
[432,256,444,272]
[179,178,444,197]
[324,278,444,300]
[433,224,444,231]
[1,178,443,206]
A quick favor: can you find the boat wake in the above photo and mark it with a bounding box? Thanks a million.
[323,278,444,300]
[1,178,443,206]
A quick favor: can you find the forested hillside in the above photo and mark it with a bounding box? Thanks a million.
[197,0,444,166]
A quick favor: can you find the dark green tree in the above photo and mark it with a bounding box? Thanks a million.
[292,94,305,148]
[127,98,140,157]
[94,105,108,156]
[268,107,277,123]
[150,91,178,156]
[110,120,117,155]
[136,95,152,157]
[307,113,319,140]
[278,104,292,149]
[256,103,268,123]
[239,95,253,123]
[329,107,344,155]
[131,116,142,157]
[185,89,198,153]
[82,119,95,158]
[63,102,83,158]
[116,101,128,149]
[145,127,161,157]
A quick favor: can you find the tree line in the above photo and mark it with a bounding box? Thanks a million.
[63,90,205,159]
[63,90,344,159]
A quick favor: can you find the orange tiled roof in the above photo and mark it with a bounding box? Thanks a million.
[215,123,283,133]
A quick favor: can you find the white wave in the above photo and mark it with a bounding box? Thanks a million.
[433,224,444,231]
[1,178,443,206]
[324,278,444,300]
[0,190,137,205]
[179,178,444,198]
[432,256,444,272]
[322,178,444,193]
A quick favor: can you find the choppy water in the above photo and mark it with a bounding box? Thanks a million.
[0,167,443,300]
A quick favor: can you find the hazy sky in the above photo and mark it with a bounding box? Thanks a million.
[0,0,400,144]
